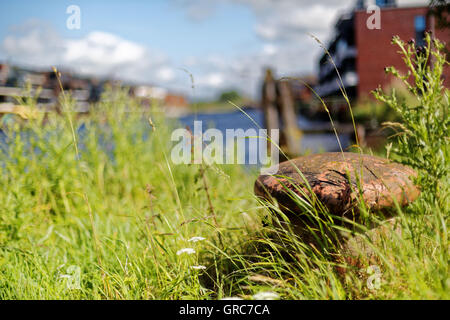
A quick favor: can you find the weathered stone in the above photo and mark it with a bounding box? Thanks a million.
[254,152,420,217]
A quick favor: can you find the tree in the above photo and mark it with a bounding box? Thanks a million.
[218,90,241,103]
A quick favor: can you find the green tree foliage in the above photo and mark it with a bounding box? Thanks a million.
[218,90,242,103]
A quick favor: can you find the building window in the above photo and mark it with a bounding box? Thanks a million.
[376,0,396,8]
[415,15,426,46]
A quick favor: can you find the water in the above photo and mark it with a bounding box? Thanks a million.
[0,109,350,170]
[177,108,350,155]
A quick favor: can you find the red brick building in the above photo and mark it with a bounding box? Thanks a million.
[164,93,188,108]
[355,6,450,99]
[316,1,449,101]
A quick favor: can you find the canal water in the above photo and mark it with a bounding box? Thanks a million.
[0,109,350,170]
[177,108,350,156]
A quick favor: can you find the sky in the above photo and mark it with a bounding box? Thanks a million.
[0,0,429,99]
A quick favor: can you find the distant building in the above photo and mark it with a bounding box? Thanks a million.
[131,84,188,117]
[0,64,187,114]
[133,85,187,108]
[134,85,168,101]
[316,10,358,99]
[0,64,9,86]
[287,75,317,115]
[316,0,449,101]
[164,93,188,109]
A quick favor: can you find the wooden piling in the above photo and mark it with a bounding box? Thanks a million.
[277,80,302,156]
[261,69,303,158]
[261,69,280,148]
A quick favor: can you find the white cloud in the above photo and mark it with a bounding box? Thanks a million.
[2,20,65,68]
[1,21,175,87]
[171,0,218,21]
[1,1,360,99]
[255,25,278,41]
[65,32,147,66]
[157,67,176,82]
[197,73,224,88]
[182,38,319,99]
[262,44,277,56]
[171,0,356,98]
[251,2,347,42]
[174,0,354,42]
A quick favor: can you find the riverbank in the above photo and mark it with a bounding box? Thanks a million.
[0,36,448,300]
[0,86,447,300]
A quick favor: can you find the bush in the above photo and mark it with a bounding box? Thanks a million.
[373,33,449,205]
[218,90,242,103]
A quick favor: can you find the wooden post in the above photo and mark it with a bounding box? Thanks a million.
[277,80,302,156]
[262,69,280,148]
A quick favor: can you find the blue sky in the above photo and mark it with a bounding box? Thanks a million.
[0,0,364,98]
[0,1,258,61]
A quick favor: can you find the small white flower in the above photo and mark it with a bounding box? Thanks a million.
[188,236,206,243]
[191,265,207,270]
[252,291,280,300]
[176,248,196,255]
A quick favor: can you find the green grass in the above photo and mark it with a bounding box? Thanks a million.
[188,98,250,113]
[0,35,448,300]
